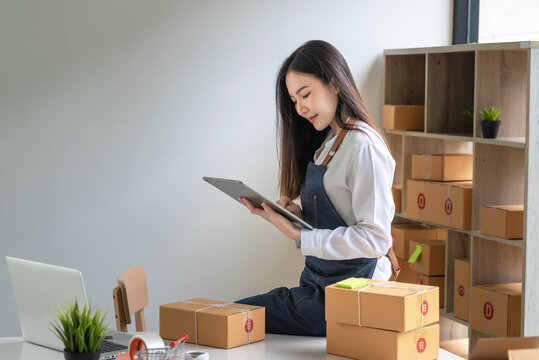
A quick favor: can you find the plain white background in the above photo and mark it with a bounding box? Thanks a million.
[0,0,451,336]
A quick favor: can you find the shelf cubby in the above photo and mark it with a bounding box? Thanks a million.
[426,52,475,136]
[472,143,525,232]
[475,50,528,139]
[384,54,425,105]
[471,235,523,286]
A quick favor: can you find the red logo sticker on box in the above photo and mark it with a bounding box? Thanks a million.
[417,337,427,353]
[422,300,429,315]
[418,193,426,209]
[459,285,465,297]
[445,198,453,215]
[483,301,494,320]
[244,319,254,333]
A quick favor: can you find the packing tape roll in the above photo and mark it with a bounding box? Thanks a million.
[128,332,165,360]
[184,350,210,360]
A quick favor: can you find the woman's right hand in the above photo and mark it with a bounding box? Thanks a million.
[276,196,303,219]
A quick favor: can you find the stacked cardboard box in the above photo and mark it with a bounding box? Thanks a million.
[382,105,425,131]
[326,278,440,360]
[408,239,446,308]
[391,224,446,307]
[470,283,522,337]
[481,205,524,239]
[159,298,265,349]
[454,258,470,321]
[406,153,473,230]
[392,184,402,213]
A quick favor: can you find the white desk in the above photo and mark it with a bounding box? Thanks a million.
[0,335,464,360]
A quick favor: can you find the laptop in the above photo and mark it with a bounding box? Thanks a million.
[6,256,131,359]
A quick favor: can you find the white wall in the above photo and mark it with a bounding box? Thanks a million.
[0,0,451,336]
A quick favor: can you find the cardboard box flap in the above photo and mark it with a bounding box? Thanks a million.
[485,205,524,212]
[477,283,522,296]
[446,181,473,189]
[469,336,539,360]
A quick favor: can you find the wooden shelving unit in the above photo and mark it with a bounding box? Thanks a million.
[383,41,539,352]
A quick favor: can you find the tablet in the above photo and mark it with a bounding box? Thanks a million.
[203,176,314,230]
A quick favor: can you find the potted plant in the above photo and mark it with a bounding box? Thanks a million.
[50,300,108,360]
[480,106,501,138]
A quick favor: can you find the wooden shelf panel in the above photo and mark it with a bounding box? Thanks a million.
[445,231,470,313]
[475,137,525,148]
[471,236,523,286]
[440,309,470,327]
[395,213,471,235]
[384,54,425,105]
[472,231,523,248]
[384,129,474,142]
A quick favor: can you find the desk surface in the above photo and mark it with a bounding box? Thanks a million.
[0,335,464,360]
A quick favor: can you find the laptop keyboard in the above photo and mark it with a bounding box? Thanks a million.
[100,339,128,353]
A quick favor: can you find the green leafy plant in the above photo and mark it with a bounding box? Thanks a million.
[480,106,501,122]
[50,300,108,353]
[460,104,474,120]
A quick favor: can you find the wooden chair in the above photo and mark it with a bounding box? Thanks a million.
[112,266,148,332]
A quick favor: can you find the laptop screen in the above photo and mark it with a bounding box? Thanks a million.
[6,256,88,350]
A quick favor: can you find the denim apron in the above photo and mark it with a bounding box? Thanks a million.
[237,127,377,336]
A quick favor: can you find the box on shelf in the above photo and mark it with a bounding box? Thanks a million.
[159,298,265,349]
[391,223,446,259]
[382,105,425,131]
[411,154,473,181]
[407,180,472,230]
[470,283,522,337]
[325,279,439,332]
[417,273,445,309]
[469,336,539,360]
[480,205,524,239]
[327,321,439,360]
[394,256,419,283]
[440,338,469,359]
[408,239,446,276]
[454,258,470,322]
[392,184,402,213]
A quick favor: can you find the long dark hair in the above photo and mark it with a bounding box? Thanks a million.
[276,40,389,199]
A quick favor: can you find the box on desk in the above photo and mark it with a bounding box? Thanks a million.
[382,105,425,131]
[407,180,472,230]
[391,223,446,259]
[327,321,439,360]
[470,283,521,337]
[481,205,524,239]
[408,239,446,276]
[159,298,265,349]
[325,279,439,332]
[454,258,470,322]
[412,154,473,181]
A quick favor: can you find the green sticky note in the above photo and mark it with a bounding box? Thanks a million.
[336,277,369,289]
[408,245,423,263]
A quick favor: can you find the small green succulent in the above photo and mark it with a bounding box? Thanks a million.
[480,107,501,122]
[50,300,108,353]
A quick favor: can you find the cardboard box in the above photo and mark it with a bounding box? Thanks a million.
[440,338,469,359]
[508,348,539,360]
[391,223,446,259]
[382,105,425,131]
[481,205,524,239]
[412,154,473,181]
[325,279,439,332]
[392,184,402,213]
[469,336,539,360]
[454,258,470,321]
[394,256,419,283]
[159,298,265,349]
[327,321,439,360]
[407,179,472,230]
[470,283,522,337]
[408,239,446,276]
[417,273,445,309]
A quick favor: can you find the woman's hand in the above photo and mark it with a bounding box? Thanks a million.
[240,198,301,241]
[276,196,303,219]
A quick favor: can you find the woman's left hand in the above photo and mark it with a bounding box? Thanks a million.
[240,198,301,241]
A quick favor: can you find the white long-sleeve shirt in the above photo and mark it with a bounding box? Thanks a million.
[300,121,395,280]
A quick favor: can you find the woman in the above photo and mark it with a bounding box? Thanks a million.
[238,40,398,336]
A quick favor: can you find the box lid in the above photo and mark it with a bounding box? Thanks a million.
[484,205,524,212]
[476,283,522,296]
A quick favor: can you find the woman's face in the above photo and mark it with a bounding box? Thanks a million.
[285,71,340,132]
